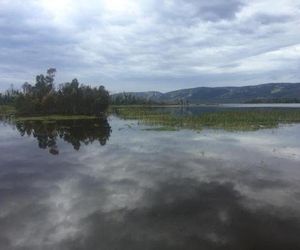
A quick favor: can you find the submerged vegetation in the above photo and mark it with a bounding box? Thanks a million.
[114,107,300,131]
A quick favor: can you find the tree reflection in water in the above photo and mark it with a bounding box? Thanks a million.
[15,119,111,154]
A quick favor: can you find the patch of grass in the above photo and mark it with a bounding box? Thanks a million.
[113,107,300,131]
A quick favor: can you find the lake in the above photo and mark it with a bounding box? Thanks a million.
[0,106,300,249]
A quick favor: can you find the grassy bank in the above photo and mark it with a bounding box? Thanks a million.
[0,105,102,122]
[14,115,100,122]
[113,107,300,131]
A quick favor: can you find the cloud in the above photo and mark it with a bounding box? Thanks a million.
[186,0,244,21]
[0,0,300,92]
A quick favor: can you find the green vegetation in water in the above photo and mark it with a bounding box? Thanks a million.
[113,107,300,131]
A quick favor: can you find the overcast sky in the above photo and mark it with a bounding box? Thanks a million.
[0,0,300,93]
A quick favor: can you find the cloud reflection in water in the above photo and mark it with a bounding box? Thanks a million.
[0,117,300,249]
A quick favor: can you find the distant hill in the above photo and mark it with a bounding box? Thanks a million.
[112,83,300,104]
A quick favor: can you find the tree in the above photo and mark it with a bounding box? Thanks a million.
[13,69,110,116]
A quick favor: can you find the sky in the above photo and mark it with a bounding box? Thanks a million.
[0,0,300,93]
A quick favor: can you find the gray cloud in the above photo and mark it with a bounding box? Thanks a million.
[189,0,244,21]
[254,13,292,25]
[0,0,300,92]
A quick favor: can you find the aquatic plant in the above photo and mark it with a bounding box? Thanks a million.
[113,107,300,131]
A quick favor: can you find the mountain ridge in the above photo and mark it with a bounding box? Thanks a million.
[112,82,300,104]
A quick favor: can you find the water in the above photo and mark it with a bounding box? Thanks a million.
[0,109,300,249]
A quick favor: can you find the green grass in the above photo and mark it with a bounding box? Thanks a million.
[113,107,300,131]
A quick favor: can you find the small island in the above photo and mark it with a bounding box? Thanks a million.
[0,68,110,119]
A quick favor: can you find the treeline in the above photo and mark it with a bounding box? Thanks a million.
[0,87,19,105]
[111,93,161,105]
[5,69,110,115]
[111,93,189,106]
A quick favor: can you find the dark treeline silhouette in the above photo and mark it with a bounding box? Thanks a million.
[111,93,190,106]
[111,93,160,105]
[0,86,19,105]
[15,118,111,154]
[13,68,110,115]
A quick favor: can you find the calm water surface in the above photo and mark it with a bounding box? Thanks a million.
[0,108,300,249]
